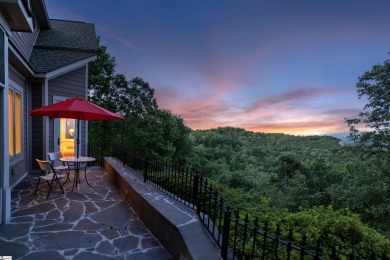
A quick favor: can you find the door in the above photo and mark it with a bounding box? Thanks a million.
[59,118,76,157]
[53,96,76,157]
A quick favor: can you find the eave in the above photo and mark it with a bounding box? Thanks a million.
[0,0,34,32]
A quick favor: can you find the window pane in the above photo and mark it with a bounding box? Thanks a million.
[0,30,4,85]
[8,89,14,156]
[15,92,22,154]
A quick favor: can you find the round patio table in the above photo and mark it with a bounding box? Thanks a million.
[59,156,95,191]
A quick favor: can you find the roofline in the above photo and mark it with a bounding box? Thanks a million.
[49,18,93,25]
[34,45,97,53]
[36,55,97,80]
[10,42,97,80]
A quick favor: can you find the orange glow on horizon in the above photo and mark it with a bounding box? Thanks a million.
[184,120,350,136]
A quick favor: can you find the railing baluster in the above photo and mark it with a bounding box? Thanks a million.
[169,163,173,195]
[207,185,213,229]
[221,206,231,260]
[180,166,184,203]
[211,190,218,237]
[193,173,200,214]
[242,213,249,258]
[315,239,321,260]
[286,229,293,260]
[232,210,240,259]
[144,156,148,182]
[158,161,162,186]
[300,234,307,260]
[122,146,126,166]
[274,225,281,259]
[251,218,259,259]
[218,197,224,245]
[201,179,208,222]
[166,162,170,191]
[185,168,190,205]
[178,167,181,200]
[330,244,337,259]
[262,222,269,260]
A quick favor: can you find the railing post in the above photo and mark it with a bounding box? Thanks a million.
[330,245,337,260]
[193,172,200,214]
[100,143,103,166]
[221,206,231,260]
[144,156,148,182]
[122,146,126,166]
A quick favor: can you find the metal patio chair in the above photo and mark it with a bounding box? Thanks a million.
[48,151,70,182]
[35,159,66,199]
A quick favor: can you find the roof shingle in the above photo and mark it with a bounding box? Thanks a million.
[29,19,98,73]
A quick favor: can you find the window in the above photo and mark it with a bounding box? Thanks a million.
[8,87,22,157]
[0,29,4,86]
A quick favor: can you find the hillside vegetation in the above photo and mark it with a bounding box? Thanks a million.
[187,127,390,234]
[184,127,390,256]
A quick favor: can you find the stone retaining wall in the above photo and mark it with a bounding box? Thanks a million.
[103,157,221,260]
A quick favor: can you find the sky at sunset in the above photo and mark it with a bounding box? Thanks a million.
[45,0,390,136]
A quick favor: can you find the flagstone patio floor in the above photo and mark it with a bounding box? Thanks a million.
[0,166,172,260]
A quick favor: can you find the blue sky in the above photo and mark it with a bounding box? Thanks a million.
[45,0,390,135]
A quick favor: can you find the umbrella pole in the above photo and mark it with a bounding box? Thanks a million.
[77,117,80,159]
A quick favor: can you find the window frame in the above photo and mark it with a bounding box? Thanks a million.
[8,81,24,162]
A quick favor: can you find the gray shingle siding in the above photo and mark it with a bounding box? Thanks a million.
[9,19,41,62]
[31,83,44,171]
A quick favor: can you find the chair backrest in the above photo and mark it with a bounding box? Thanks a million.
[48,151,63,161]
[36,159,52,172]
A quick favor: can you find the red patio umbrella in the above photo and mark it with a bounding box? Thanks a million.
[30,97,123,158]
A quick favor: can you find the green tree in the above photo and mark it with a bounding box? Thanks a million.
[88,37,118,112]
[117,77,158,118]
[88,38,122,144]
[88,39,192,163]
[329,154,390,236]
[124,109,191,163]
[276,154,304,198]
[346,55,390,152]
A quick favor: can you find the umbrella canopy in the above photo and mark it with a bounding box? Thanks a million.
[30,97,123,158]
[30,97,123,120]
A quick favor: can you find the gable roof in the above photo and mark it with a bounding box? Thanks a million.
[29,19,98,73]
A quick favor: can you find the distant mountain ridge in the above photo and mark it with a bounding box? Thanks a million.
[190,127,348,172]
[328,132,352,145]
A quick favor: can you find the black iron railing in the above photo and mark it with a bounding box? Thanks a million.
[109,144,332,259]
[88,143,385,259]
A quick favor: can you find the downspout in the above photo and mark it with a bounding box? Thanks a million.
[84,64,88,156]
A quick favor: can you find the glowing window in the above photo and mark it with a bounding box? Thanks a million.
[8,87,23,157]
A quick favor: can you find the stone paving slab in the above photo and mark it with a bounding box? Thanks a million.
[0,167,172,260]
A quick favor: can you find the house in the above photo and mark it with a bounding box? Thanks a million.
[0,0,98,224]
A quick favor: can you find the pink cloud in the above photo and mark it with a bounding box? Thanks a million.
[96,25,142,52]
[156,83,357,135]
[188,112,351,136]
